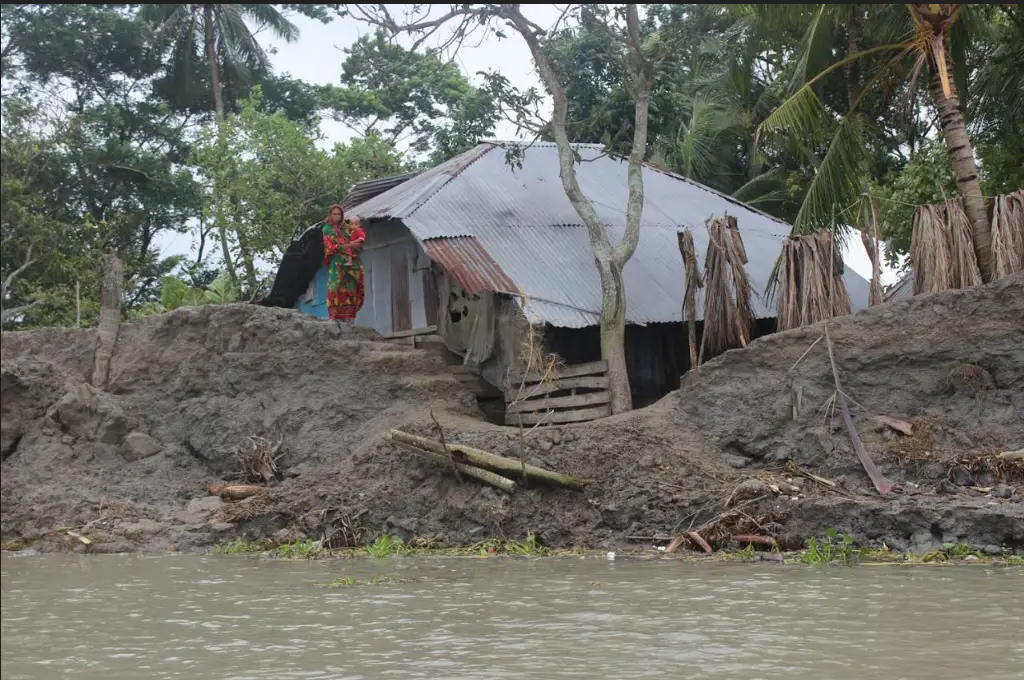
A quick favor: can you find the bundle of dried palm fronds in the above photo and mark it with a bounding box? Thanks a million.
[698,216,754,362]
[676,229,703,368]
[910,198,982,295]
[776,229,851,332]
[991,189,1024,280]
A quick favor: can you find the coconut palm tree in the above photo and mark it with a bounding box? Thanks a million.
[141,4,298,289]
[141,4,299,123]
[758,4,998,282]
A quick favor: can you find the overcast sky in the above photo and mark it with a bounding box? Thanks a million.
[156,7,898,286]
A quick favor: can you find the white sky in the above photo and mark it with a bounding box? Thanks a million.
[156,6,898,286]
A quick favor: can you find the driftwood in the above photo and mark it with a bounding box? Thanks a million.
[389,439,517,493]
[997,449,1024,461]
[665,530,713,555]
[91,253,123,388]
[385,429,593,490]
[730,534,778,549]
[208,483,265,501]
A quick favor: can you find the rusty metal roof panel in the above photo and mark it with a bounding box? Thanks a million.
[421,237,519,296]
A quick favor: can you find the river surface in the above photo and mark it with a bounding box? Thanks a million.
[2,554,1022,680]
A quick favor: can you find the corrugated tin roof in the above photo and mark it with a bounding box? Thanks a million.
[421,237,519,296]
[355,141,872,327]
[885,271,913,301]
[342,172,418,210]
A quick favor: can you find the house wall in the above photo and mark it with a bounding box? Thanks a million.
[293,219,437,334]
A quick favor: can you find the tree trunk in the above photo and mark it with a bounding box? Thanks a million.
[204,5,224,124]
[929,65,993,282]
[204,4,238,287]
[230,194,258,292]
[91,253,123,389]
[596,258,632,413]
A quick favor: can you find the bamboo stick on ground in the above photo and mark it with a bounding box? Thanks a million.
[385,429,593,490]
[387,438,517,493]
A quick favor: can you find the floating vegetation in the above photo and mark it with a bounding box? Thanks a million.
[214,538,270,555]
[801,528,861,564]
[275,538,328,560]
[314,575,417,588]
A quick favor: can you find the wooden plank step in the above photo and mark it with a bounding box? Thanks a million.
[505,404,612,426]
[380,325,438,340]
[506,390,610,414]
[504,375,609,403]
[513,360,608,385]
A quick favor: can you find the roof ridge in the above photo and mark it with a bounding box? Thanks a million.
[401,143,501,219]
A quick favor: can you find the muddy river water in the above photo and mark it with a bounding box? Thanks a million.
[2,554,1021,680]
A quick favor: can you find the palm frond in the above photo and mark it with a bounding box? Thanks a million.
[786,4,838,94]
[731,167,787,207]
[792,114,866,235]
[757,84,832,149]
[240,4,299,43]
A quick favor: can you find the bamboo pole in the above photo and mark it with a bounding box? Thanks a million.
[384,429,593,490]
[386,438,517,493]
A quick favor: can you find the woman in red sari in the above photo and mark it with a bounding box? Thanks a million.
[321,204,367,323]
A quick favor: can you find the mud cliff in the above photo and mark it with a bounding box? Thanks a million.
[2,275,1022,555]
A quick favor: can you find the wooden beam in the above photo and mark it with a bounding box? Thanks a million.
[379,325,438,340]
[505,404,612,426]
[507,390,611,414]
[513,359,608,385]
[504,376,609,402]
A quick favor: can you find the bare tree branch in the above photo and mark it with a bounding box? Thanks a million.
[0,299,42,322]
[1,242,37,298]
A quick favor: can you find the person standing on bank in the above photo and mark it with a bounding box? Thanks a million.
[321,204,367,324]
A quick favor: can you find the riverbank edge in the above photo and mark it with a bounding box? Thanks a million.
[4,531,1022,567]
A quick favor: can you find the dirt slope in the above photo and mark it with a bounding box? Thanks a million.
[2,275,1022,555]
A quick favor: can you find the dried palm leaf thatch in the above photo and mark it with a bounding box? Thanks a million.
[776,229,852,332]
[910,198,981,295]
[698,216,755,362]
[677,230,704,368]
[991,189,1024,280]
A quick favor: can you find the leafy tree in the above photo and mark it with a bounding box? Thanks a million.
[320,30,500,164]
[1,5,201,328]
[190,87,406,290]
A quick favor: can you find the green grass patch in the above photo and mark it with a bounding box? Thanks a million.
[214,538,270,555]
[801,528,861,564]
[275,538,329,559]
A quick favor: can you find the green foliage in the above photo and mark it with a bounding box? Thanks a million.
[214,538,269,554]
[366,534,406,558]
[321,30,500,165]
[872,139,957,267]
[158,272,238,311]
[801,528,861,564]
[275,537,328,559]
[189,86,405,286]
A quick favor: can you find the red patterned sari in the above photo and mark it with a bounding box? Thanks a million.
[322,218,367,321]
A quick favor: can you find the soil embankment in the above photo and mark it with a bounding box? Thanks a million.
[2,275,1022,556]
